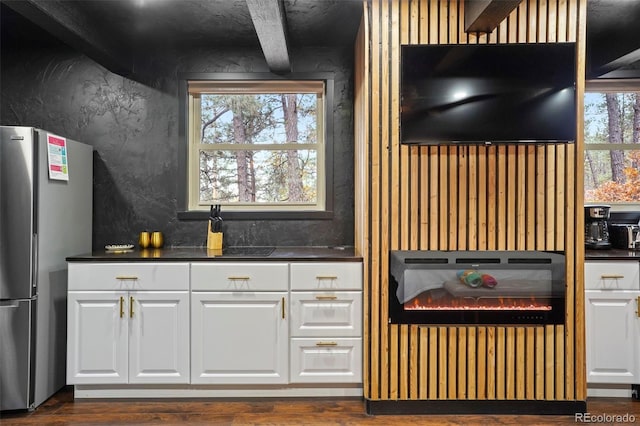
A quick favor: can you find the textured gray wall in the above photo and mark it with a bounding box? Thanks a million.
[1,42,355,250]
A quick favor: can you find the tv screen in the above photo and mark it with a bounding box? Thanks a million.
[400,43,576,145]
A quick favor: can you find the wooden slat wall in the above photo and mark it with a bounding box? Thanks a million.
[354,0,587,402]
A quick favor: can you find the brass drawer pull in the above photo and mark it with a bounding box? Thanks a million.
[130,296,134,318]
[636,296,640,318]
[600,274,624,279]
[119,296,124,318]
[315,295,338,300]
[282,297,285,319]
[316,341,338,346]
[316,275,338,280]
[116,276,138,280]
[228,276,251,281]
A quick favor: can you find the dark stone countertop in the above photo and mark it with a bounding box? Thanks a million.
[585,249,640,261]
[66,246,363,262]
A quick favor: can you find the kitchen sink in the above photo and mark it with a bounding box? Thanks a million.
[222,246,275,256]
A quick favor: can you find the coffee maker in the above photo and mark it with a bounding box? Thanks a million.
[585,205,611,249]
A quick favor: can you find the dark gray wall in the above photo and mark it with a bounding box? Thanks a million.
[1,41,355,250]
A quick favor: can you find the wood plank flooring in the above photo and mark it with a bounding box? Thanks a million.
[1,387,639,425]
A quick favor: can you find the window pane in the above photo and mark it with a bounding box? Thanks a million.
[584,90,640,204]
[585,92,640,145]
[200,93,318,145]
[199,149,318,204]
[584,150,640,202]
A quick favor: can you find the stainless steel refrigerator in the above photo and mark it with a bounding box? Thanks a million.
[0,126,92,411]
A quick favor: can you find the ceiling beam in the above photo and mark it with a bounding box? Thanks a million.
[2,0,133,77]
[592,48,640,79]
[245,0,291,74]
[464,0,523,33]
[586,0,640,79]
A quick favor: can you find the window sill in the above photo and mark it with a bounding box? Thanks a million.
[177,210,334,221]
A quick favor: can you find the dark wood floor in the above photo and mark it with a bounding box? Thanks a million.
[1,387,638,425]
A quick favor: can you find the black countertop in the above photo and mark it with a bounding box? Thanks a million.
[66,246,362,262]
[585,248,640,261]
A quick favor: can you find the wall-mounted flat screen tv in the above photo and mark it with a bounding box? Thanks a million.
[401,43,576,145]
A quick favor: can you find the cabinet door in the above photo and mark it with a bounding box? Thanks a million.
[67,292,128,384]
[129,292,190,384]
[586,290,640,384]
[191,292,288,384]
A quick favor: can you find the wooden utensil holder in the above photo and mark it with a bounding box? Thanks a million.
[207,222,223,250]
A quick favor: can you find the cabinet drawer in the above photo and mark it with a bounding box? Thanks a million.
[290,263,362,291]
[290,291,362,337]
[290,338,362,384]
[191,263,288,291]
[68,263,189,291]
[585,262,640,290]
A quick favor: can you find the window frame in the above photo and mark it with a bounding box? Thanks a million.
[177,72,335,221]
[584,79,640,211]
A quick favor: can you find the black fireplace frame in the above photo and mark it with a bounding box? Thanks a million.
[389,250,566,325]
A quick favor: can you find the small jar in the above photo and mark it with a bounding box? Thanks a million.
[138,231,151,249]
[150,231,164,249]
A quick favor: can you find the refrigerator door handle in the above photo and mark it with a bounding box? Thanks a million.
[32,233,38,293]
[0,300,21,308]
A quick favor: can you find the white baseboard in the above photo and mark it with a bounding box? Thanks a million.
[73,384,363,399]
[587,384,633,398]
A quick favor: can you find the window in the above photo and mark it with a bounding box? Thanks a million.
[178,73,334,218]
[584,80,640,208]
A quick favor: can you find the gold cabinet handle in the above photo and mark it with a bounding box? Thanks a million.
[228,276,251,281]
[601,274,624,279]
[130,296,134,318]
[119,296,124,318]
[316,275,337,280]
[315,295,338,300]
[636,296,640,318]
[281,297,285,319]
[316,341,338,346]
[116,276,138,280]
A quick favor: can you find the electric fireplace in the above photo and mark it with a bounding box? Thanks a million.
[389,250,565,325]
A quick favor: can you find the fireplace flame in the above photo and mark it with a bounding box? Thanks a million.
[404,295,553,311]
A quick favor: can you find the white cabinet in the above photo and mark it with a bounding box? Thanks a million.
[67,292,128,384]
[585,261,640,385]
[191,263,289,384]
[289,263,363,384]
[67,258,364,394]
[67,263,190,385]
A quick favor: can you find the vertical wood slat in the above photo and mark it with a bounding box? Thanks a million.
[428,327,438,399]
[400,325,409,400]
[379,0,390,401]
[467,327,476,399]
[419,327,427,399]
[355,0,586,403]
[574,0,588,401]
[546,325,556,399]
[506,328,515,399]
[448,328,457,398]
[487,327,496,399]
[438,327,447,399]
[353,4,370,400]
[410,325,419,399]
[526,328,535,400]
[457,328,467,399]
[496,327,506,399]
[368,0,381,401]
[477,327,487,399]
[516,328,526,399]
